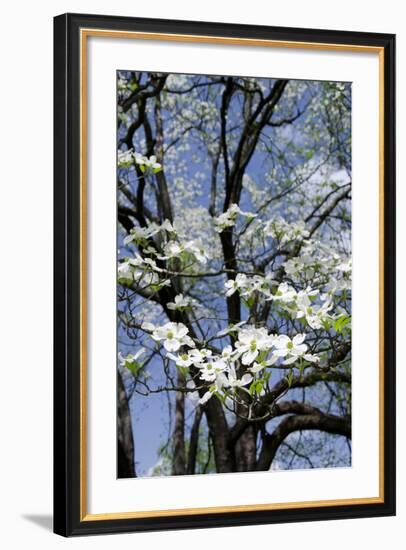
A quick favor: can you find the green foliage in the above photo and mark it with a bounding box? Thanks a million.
[333,314,351,334]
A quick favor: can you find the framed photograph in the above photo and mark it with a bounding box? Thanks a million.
[53,13,396,536]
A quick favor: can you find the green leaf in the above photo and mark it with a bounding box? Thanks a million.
[257,350,268,363]
[285,370,294,387]
[263,371,271,384]
[125,360,141,377]
[255,380,264,395]
[333,314,351,334]
[242,296,255,309]
[322,318,331,330]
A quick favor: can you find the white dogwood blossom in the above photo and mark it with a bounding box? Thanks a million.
[273,334,319,365]
[272,282,297,303]
[117,149,134,168]
[296,293,333,330]
[324,278,351,295]
[119,348,146,367]
[235,326,276,365]
[167,294,193,310]
[214,203,257,233]
[135,153,161,171]
[117,148,162,172]
[224,273,274,299]
[166,352,194,368]
[117,77,128,91]
[116,74,352,471]
[199,359,228,382]
[152,322,195,352]
[263,217,309,244]
[136,313,330,410]
[118,257,171,290]
[225,366,253,388]
[189,348,212,364]
[117,260,134,283]
[224,273,248,297]
[216,321,246,338]
[337,259,352,273]
[283,241,352,285]
[159,239,209,264]
[124,219,175,246]
[221,345,235,360]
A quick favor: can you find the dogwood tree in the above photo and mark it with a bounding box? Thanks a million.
[116,71,351,477]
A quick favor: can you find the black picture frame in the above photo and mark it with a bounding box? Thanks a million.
[54,12,396,537]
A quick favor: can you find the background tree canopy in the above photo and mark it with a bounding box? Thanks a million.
[116,71,352,478]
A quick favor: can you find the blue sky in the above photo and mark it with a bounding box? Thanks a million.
[117,72,352,476]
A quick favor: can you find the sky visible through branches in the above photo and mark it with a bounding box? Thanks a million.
[116,71,352,477]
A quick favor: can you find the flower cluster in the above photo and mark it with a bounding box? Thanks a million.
[151,322,195,352]
[263,216,310,244]
[296,292,334,330]
[117,256,170,290]
[129,321,319,406]
[167,294,194,310]
[270,282,335,330]
[214,203,257,233]
[158,240,209,264]
[222,272,337,331]
[118,348,145,367]
[118,148,162,173]
[283,241,352,289]
[117,76,129,92]
[119,219,211,292]
[124,219,175,246]
[224,272,274,300]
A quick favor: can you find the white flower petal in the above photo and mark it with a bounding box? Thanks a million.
[282,356,298,365]
[303,353,320,363]
[141,321,155,332]
[294,343,308,354]
[242,349,258,365]
[240,373,253,386]
[175,324,189,338]
[264,353,279,366]
[182,335,196,348]
[274,335,290,348]
[293,333,306,345]
[199,391,213,405]
[164,339,181,352]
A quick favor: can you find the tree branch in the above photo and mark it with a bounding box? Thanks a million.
[256,411,351,471]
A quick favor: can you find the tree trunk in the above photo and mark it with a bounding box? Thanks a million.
[204,399,234,473]
[172,372,186,475]
[117,370,136,477]
[234,425,257,472]
[187,406,203,474]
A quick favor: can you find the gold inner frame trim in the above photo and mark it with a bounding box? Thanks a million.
[79,28,385,522]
